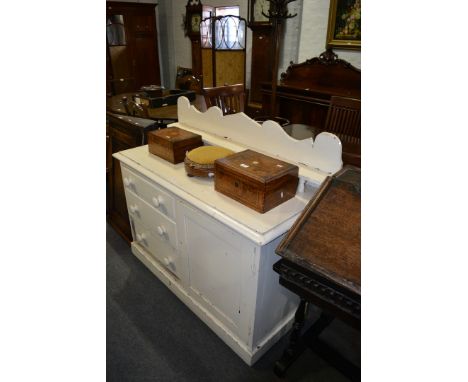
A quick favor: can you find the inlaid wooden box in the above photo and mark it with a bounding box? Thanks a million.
[148,127,203,164]
[214,149,299,213]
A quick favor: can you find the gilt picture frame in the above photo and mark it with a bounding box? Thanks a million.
[326,0,361,50]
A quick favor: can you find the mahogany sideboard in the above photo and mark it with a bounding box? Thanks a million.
[261,49,361,128]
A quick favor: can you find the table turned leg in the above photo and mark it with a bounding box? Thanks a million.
[274,299,308,377]
[274,302,335,378]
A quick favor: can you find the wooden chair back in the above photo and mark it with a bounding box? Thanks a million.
[202,84,246,115]
[323,96,361,144]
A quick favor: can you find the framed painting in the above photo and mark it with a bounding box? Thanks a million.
[326,0,361,50]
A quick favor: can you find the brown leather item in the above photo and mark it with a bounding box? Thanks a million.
[214,150,299,213]
[148,127,203,164]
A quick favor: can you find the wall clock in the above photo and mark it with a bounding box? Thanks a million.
[249,0,271,25]
[186,0,203,38]
[185,0,211,80]
[190,13,201,34]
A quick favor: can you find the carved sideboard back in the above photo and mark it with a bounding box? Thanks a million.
[280,49,361,99]
[262,50,361,127]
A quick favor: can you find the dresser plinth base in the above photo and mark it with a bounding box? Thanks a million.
[131,241,296,365]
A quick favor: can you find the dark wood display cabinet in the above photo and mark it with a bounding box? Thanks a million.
[106,1,161,96]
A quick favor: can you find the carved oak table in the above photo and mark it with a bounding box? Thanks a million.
[273,166,361,379]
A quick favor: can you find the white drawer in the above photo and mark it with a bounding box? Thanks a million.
[131,218,180,278]
[121,165,176,220]
[126,189,178,250]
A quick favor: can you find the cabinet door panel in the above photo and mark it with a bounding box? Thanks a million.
[133,14,154,33]
[179,202,244,332]
[134,36,160,88]
[108,45,133,82]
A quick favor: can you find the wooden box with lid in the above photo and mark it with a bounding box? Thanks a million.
[148,126,203,164]
[214,149,299,213]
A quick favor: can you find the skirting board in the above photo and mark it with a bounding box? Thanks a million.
[131,242,295,365]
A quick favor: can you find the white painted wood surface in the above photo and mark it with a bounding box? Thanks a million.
[117,162,299,365]
[117,147,317,245]
[112,102,344,365]
[175,96,343,177]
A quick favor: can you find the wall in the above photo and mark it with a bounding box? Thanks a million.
[157,0,306,87]
[112,0,361,88]
[298,0,360,68]
[277,0,303,79]
[162,0,191,88]
[158,0,249,88]
[157,0,176,88]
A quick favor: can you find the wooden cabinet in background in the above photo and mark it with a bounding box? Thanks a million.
[106,112,158,243]
[106,1,161,96]
[248,23,273,104]
[261,50,361,127]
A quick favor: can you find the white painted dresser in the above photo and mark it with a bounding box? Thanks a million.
[113,97,343,365]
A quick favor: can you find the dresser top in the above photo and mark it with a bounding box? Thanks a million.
[115,145,318,245]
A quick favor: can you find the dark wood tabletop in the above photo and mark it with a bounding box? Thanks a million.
[272,166,361,378]
[106,92,206,121]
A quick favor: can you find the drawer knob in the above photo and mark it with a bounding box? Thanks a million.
[157,226,166,236]
[152,195,164,207]
[136,233,146,242]
[129,204,139,214]
[123,177,133,187]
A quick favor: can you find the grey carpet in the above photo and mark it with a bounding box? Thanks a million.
[107,224,359,382]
